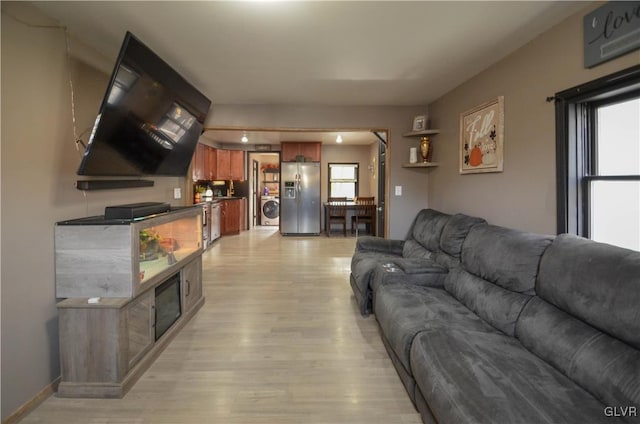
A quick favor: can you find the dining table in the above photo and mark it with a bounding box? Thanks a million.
[323,201,377,237]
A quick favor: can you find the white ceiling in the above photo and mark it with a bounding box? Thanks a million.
[32,1,585,145]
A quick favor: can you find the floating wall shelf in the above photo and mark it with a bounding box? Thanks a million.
[402,129,440,137]
[402,162,438,169]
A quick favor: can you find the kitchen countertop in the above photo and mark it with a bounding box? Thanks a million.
[198,197,246,204]
[213,196,245,201]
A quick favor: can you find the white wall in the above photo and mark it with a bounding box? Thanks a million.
[426,2,640,234]
[0,4,188,419]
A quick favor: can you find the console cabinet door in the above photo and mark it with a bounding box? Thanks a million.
[127,290,154,369]
[182,257,202,312]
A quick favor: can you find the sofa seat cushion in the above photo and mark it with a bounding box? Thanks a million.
[410,328,624,424]
[369,260,448,308]
[374,282,497,373]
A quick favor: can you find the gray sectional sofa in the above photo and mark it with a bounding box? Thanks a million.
[350,209,640,424]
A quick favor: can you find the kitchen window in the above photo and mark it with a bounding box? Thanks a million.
[328,163,359,199]
[555,65,640,251]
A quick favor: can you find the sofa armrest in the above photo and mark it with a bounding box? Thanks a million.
[355,236,404,256]
[372,259,448,291]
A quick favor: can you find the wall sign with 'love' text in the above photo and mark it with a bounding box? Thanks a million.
[584,2,640,68]
[459,96,504,175]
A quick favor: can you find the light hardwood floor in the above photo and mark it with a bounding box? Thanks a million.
[21,227,421,423]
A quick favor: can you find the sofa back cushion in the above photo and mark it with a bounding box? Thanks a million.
[516,297,640,409]
[536,234,640,350]
[406,209,451,254]
[461,225,553,295]
[402,240,433,259]
[439,213,487,257]
[516,235,640,409]
[445,225,552,336]
[445,268,531,336]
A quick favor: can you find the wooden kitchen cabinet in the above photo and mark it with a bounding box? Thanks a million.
[205,145,216,180]
[214,149,244,181]
[213,149,229,180]
[192,143,216,181]
[239,198,247,231]
[192,143,205,181]
[281,142,322,162]
[192,144,244,181]
[230,150,244,180]
[221,199,240,235]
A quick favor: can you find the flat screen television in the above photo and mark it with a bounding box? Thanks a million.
[77,32,211,176]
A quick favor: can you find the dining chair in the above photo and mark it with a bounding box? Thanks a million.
[327,197,348,237]
[351,196,375,236]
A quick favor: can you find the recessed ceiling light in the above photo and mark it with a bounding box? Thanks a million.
[336,135,343,144]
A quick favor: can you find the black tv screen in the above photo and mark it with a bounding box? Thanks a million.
[77,32,211,176]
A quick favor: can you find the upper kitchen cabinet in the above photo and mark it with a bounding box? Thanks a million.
[192,143,244,181]
[205,145,216,180]
[214,149,245,181]
[192,143,205,181]
[230,150,244,180]
[281,142,321,162]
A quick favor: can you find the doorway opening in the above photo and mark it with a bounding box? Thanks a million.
[201,127,389,237]
[248,151,280,229]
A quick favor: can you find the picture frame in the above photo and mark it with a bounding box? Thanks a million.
[412,115,426,132]
[459,96,504,174]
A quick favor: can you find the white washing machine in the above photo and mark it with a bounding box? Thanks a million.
[261,196,280,226]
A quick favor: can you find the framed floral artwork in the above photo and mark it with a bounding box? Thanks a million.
[459,96,504,174]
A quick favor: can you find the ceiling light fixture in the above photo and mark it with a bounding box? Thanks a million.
[241,133,248,143]
[336,135,343,144]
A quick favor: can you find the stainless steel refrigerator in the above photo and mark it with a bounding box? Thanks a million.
[280,162,321,235]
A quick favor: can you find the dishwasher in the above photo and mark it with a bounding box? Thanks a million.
[210,201,221,242]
